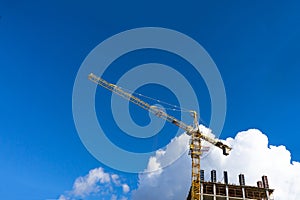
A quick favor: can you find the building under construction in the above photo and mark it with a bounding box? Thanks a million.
[186,170,274,200]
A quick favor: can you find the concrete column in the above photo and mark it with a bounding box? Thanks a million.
[225,185,229,200]
[200,183,203,200]
[242,187,246,200]
[213,184,216,200]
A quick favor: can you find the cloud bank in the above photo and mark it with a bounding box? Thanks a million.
[60,127,300,200]
[132,126,300,200]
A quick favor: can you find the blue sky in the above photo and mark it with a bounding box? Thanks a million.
[1,1,300,199]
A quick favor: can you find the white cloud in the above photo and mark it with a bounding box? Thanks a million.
[111,174,121,186]
[72,167,110,197]
[59,167,130,200]
[122,184,130,194]
[132,126,300,200]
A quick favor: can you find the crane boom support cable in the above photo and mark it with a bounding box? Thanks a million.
[91,73,192,112]
[88,73,195,132]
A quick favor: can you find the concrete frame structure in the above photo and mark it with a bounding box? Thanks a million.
[187,171,274,200]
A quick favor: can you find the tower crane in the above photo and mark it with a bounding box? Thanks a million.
[88,73,231,200]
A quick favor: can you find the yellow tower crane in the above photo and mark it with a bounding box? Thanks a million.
[88,73,231,200]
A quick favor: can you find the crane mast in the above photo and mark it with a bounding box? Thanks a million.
[88,73,231,200]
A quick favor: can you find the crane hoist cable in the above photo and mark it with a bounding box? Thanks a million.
[88,73,231,200]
